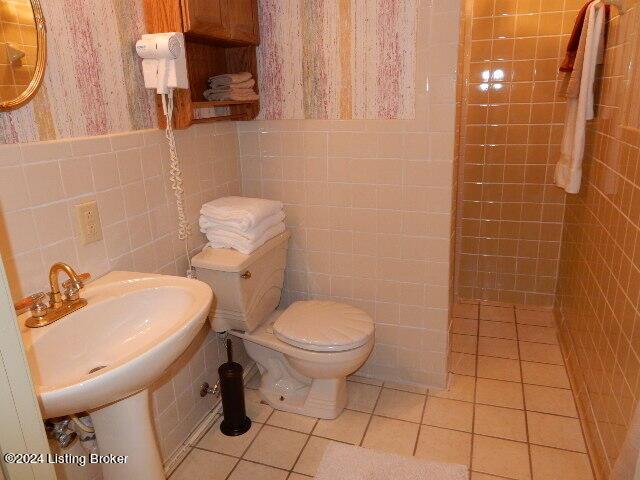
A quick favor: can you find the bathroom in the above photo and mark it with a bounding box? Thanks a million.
[0,0,637,479]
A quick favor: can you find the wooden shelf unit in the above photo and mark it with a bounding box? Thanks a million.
[142,0,260,128]
[191,100,258,108]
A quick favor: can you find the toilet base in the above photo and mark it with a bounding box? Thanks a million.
[240,336,350,419]
[259,376,347,419]
[233,314,373,420]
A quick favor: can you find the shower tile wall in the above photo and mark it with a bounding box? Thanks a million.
[557,2,640,477]
[456,0,585,307]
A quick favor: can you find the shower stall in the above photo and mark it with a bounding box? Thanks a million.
[452,0,640,477]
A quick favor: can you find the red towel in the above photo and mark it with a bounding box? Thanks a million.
[561,2,610,73]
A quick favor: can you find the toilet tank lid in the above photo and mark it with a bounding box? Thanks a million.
[191,231,290,272]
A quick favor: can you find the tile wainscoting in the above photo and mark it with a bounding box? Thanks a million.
[0,123,247,460]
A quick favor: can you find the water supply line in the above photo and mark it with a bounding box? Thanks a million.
[45,419,77,448]
[70,414,94,434]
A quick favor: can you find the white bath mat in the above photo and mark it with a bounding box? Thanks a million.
[314,443,469,480]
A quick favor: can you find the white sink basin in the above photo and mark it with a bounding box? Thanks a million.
[20,271,213,480]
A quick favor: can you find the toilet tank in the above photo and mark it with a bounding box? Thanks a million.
[191,231,290,333]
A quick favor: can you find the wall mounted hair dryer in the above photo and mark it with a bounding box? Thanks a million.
[135,32,188,96]
[135,32,194,277]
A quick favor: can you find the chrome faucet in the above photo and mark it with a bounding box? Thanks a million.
[14,263,91,328]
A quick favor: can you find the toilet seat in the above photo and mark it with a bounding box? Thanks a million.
[274,301,374,352]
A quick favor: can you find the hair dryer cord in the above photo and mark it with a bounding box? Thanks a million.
[162,91,194,277]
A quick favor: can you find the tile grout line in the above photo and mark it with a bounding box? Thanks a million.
[411,388,429,456]
[417,402,580,421]
[287,418,319,477]
[357,382,384,448]
[557,328,599,479]
[203,452,296,476]
[455,368,574,392]
[452,344,566,367]
[469,301,481,473]
[514,305,535,480]
[221,408,274,480]
[166,447,194,479]
[170,408,224,478]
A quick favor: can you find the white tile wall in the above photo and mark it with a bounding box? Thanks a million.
[1,124,241,299]
[236,0,462,388]
[0,122,248,460]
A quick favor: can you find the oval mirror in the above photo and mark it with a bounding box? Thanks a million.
[0,0,45,111]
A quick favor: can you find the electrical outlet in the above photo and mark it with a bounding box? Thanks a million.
[75,201,103,245]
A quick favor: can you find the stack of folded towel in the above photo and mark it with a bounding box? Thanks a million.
[203,72,259,102]
[199,196,285,254]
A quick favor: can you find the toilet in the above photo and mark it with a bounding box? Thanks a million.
[192,230,375,419]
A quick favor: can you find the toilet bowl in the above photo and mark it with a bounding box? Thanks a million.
[235,304,374,418]
[191,231,375,419]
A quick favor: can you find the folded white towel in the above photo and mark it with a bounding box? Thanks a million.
[200,196,284,231]
[208,72,252,88]
[200,211,285,241]
[206,222,286,254]
[208,78,255,91]
[204,89,259,102]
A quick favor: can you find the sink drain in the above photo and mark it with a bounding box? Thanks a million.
[88,365,107,374]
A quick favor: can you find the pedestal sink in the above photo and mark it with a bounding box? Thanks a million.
[19,271,213,480]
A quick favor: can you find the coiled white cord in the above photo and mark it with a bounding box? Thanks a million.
[162,90,195,277]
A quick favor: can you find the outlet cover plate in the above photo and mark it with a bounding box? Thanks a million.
[75,201,103,245]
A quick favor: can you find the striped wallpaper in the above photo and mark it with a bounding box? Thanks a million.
[0,0,417,144]
[257,0,417,120]
[0,0,155,144]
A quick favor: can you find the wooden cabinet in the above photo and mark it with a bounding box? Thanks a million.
[182,0,228,40]
[143,0,261,128]
[227,0,259,44]
[182,0,259,45]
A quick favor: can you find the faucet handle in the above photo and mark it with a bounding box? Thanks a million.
[62,272,90,302]
[14,292,49,318]
[62,272,91,290]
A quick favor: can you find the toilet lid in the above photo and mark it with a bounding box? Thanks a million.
[274,301,374,352]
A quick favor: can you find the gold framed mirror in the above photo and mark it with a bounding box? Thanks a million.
[0,0,46,111]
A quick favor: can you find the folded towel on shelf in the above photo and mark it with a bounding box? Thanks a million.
[200,211,285,240]
[203,89,259,102]
[208,72,253,88]
[208,79,255,91]
[206,222,286,254]
[200,196,284,232]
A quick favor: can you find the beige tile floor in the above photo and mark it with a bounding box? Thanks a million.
[170,303,595,480]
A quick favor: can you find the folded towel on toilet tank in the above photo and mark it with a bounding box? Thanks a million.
[199,196,286,254]
[200,211,285,241]
[205,222,286,254]
[200,196,284,232]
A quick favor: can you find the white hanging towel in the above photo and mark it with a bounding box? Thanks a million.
[200,196,284,231]
[555,0,606,194]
